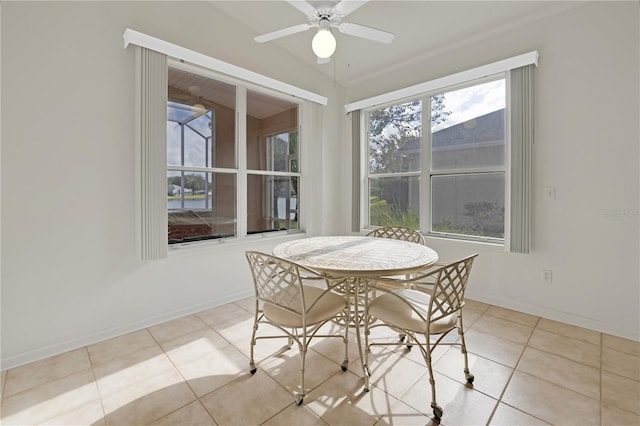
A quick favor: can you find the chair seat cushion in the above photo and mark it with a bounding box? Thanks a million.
[368,289,457,335]
[263,286,347,328]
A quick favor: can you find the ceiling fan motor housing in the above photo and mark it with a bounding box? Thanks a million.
[311,3,344,25]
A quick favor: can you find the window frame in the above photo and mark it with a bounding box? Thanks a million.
[167,59,306,246]
[166,98,236,242]
[259,128,300,231]
[362,73,508,244]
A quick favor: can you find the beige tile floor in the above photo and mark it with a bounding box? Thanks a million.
[2,297,639,426]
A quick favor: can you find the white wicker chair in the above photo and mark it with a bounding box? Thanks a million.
[366,226,425,245]
[366,226,426,287]
[245,251,350,405]
[363,253,478,421]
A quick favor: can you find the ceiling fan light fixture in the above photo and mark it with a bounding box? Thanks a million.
[191,103,206,115]
[312,28,336,58]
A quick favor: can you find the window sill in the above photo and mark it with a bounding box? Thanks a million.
[167,230,307,257]
[424,234,505,253]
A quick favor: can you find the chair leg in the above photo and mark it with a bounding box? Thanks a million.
[287,334,295,350]
[341,309,350,372]
[399,333,413,349]
[458,315,474,384]
[297,347,307,405]
[362,315,371,390]
[249,304,259,375]
[425,342,443,420]
[362,285,371,391]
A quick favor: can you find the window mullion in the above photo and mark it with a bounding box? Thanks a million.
[247,169,301,178]
[431,166,506,176]
[236,86,248,238]
[421,95,431,235]
[168,165,236,174]
[368,171,421,179]
[362,117,369,228]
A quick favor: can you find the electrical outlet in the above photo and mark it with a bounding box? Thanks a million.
[542,269,553,283]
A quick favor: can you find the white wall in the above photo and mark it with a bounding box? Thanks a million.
[0,1,344,369]
[344,1,640,339]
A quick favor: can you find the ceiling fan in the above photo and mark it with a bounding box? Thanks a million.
[254,0,395,63]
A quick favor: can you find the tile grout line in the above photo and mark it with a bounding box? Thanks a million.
[191,307,316,424]
[230,300,388,425]
[600,332,603,426]
[0,369,4,406]
[598,337,640,420]
[144,326,213,425]
[527,331,602,370]
[85,346,108,426]
[2,299,637,426]
[517,323,606,405]
[484,315,547,426]
[3,347,108,426]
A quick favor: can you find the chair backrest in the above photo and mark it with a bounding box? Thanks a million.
[428,254,478,323]
[366,226,425,245]
[245,251,310,315]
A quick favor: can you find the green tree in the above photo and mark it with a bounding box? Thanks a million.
[367,96,451,227]
[167,174,207,191]
[368,95,451,173]
[185,174,206,191]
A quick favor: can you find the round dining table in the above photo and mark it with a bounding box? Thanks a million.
[273,235,438,278]
[273,235,439,380]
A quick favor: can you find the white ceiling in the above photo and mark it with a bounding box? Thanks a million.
[210,0,585,87]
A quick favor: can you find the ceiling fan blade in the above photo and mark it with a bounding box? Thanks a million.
[333,0,369,18]
[338,22,395,44]
[286,0,317,17]
[317,56,331,65]
[254,23,312,43]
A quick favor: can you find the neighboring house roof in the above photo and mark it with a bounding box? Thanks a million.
[398,108,505,153]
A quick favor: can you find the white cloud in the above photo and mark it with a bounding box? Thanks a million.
[433,79,505,131]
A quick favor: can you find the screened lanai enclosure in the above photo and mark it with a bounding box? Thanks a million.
[167,67,300,244]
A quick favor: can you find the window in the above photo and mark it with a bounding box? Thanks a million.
[365,76,507,242]
[167,65,302,244]
[349,52,535,251]
[368,99,422,229]
[430,80,506,239]
[246,90,300,234]
[128,31,327,260]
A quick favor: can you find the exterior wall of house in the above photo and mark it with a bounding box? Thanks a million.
[390,109,507,236]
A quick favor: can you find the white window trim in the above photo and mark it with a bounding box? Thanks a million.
[124,28,327,106]
[130,35,319,259]
[504,72,513,251]
[166,60,308,246]
[236,85,248,239]
[361,73,509,244]
[426,75,507,244]
[345,51,537,113]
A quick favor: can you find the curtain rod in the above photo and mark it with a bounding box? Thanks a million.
[344,51,538,113]
[123,28,328,106]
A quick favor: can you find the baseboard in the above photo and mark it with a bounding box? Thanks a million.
[5,288,637,371]
[1,289,254,371]
[465,290,640,342]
